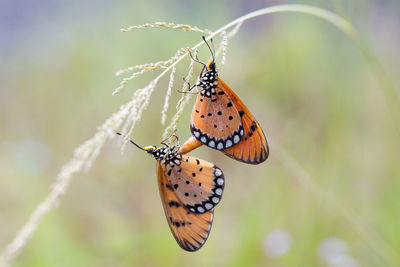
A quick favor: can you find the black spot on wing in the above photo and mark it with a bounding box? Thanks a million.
[250,121,257,132]
[169,201,181,208]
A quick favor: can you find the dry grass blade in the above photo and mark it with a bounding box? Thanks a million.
[215,22,243,64]
[0,93,141,266]
[115,47,188,77]
[162,50,198,141]
[120,22,212,34]
[120,81,158,150]
[113,48,188,95]
[161,67,176,125]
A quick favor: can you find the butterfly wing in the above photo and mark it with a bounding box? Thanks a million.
[191,81,244,150]
[218,78,269,164]
[156,155,225,251]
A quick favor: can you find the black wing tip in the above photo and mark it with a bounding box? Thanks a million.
[178,234,209,252]
[179,242,202,252]
[221,145,269,165]
[170,210,215,252]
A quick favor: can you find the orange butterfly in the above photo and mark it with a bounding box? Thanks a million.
[119,134,225,251]
[182,37,269,164]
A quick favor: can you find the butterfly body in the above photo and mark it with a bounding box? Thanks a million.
[190,60,269,164]
[191,62,244,150]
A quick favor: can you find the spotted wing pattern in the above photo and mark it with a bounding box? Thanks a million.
[218,78,269,164]
[191,81,244,150]
[156,155,225,251]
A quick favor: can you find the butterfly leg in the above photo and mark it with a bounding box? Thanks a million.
[177,78,199,94]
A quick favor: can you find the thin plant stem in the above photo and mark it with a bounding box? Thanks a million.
[273,141,400,265]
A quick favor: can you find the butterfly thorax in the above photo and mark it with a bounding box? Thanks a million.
[198,62,218,99]
[149,145,182,165]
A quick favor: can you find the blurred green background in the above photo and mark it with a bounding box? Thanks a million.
[1,0,400,266]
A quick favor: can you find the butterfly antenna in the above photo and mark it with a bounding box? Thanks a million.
[202,36,214,62]
[115,132,146,151]
[210,38,216,62]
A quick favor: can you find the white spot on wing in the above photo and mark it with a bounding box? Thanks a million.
[205,203,213,210]
[225,140,232,147]
[215,188,222,195]
[214,168,222,177]
[217,142,223,150]
[209,140,215,148]
[217,178,224,185]
[234,134,240,144]
[194,131,200,137]
[197,207,205,213]
[212,197,219,204]
[201,136,207,143]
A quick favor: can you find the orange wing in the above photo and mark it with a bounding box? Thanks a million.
[218,78,269,164]
[191,80,244,150]
[156,155,225,251]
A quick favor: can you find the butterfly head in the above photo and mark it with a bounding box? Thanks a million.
[144,145,156,154]
[207,59,216,71]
